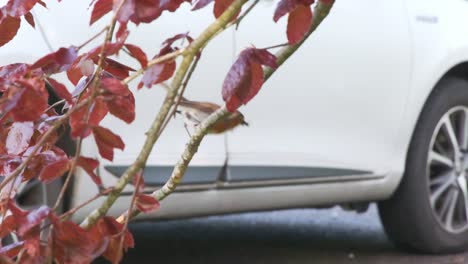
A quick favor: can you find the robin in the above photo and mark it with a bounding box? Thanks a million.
[177,99,248,134]
[161,83,248,134]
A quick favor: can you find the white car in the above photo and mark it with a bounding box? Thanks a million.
[3,0,468,254]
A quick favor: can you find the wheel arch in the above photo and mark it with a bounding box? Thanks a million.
[387,60,468,200]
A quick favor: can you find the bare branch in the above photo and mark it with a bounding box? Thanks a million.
[80,0,250,229]
[123,0,336,221]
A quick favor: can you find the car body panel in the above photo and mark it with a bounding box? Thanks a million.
[73,172,390,221]
[390,0,468,184]
[227,0,411,180]
[33,2,235,205]
[6,0,468,220]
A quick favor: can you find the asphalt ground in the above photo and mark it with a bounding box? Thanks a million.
[96,205,468,264]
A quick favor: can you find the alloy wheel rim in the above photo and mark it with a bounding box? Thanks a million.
[427,106,468,233]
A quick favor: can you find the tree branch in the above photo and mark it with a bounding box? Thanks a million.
[264,0,334,80]
[0,97,94,192]
[122,0,336,221]
[80,0,249,229]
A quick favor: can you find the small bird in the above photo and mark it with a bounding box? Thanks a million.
[161,83,248,134]
[177,99,248,134]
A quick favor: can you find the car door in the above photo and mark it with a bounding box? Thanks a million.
[226,0,412,183]
[34,2,234,187]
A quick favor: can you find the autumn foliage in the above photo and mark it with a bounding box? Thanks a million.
[0,0,333,262]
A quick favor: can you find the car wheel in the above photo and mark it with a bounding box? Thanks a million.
[379,77,468,254]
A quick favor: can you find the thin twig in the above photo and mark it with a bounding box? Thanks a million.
[119,0,257,88]
[59,190,109,220]
[157,54,202,137]
[235,0,260,30]
[50,0,127,212]
[77,26,109,50]
[123,0,336,221]
[0,97,94,192]
[37,189,109,233]
[0,167,21,238]
[116,172,141,261]
[122,49,185,85]
[80,0,250,229]
[53,138,82,211]
[44,99,66,113]
[263,43,289,50]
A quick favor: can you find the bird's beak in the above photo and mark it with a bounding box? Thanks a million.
[242,120,249,126]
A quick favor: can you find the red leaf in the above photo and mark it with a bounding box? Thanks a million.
[274,0,301,22]
[213,0,241,19]
[287,4,313,44]
[20,236,46,263]
[3,78,48,122]
[100,78,130,96]
[31,46,78,74]
[4,0,41,17]
[0,215,16,238]
[0,15,21,48]
[0,241,24,259]
[101,58,135,80]
[192,0,213,10]
[76,156,102,186]
[131,170,145,192]
[114,0,189,24]
[97,216,122,236]
[39,158,70,183]
[0,63,29,88]
[70,96,109,138]
[273,0,315,44]
[18,207,50,237]
[5,121,34,155]
[115,23,128,42]
[222,57,249,100]
[136,194,160,213]
[90,0,113,25]
[89,97,109,126]
[46,78,73,104]
[162,33,193,47]
[132,0,162,24]
[70,105,91,138]
[222,48,276,112]
[66,55,87,85]
[22,146,68,181]
[8,202,51,237]
[141,61,176,88]
[107,93,135,123]
[124,44,148,68]
[92,126,125,161]
[251,49,278,68]
[24,12,35,28]
[114,0,136,24]
[86,29,129,60]
[160,0,191,12]
[100,217,134,263]
[51,214,107,264]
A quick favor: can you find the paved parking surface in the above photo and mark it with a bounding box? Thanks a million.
[98,205,468,264]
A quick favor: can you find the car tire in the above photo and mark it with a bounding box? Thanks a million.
[378,77,468,254]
